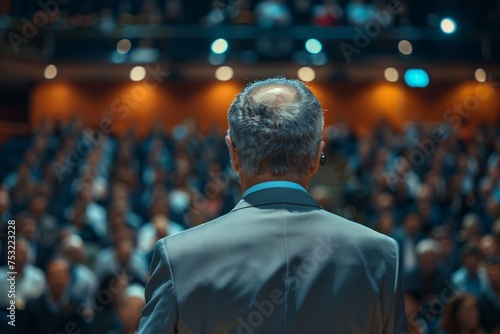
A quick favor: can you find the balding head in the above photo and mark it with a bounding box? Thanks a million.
[249,84,299,109]
[227,77,324,179]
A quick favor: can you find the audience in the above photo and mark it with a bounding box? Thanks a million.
[1,115,500,333]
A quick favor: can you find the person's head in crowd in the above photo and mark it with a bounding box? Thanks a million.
[60,234,85,265]
[440,294,482,334]
[374,211,394,236]
[373,192,394,212]
[417,184,433,203]
[115,238,134,269]
[112,182,130,202]
[431,226,454,262]
[404,213,422,237]
[16,162,31,181]
[15,237,31,273]
[460,245,483,277]
[111,224,135,248]
[70,204,87,229]
[46,257,71,303]
[0,188,9,214]
[17,212,36,241]
[416,239,440,277]
[118,284,146,334]
[479,235,498,258]
[29,195,48,219]
[226,77,324,189]
[36,181,54,199]
[485,255,500,295]
[152,214,169,240]
[487,194,500,220]
[461,213,482,245]
[77,187,94,205]
[149,198,169,218]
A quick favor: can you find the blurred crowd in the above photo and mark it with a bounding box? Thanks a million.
[327,118,500,333]
[8,0,500,29]
[0,116,499,333]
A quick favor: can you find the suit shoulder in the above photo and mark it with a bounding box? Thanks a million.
[319,210,398,252]
[158,212,237,246]
[323,210,395,240]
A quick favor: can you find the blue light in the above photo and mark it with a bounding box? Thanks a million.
[404,69,429,88]
[305,39,322,54]
[211,38,228,54]
[440,18,456,34]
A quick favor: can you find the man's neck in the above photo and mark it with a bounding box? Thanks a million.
[240,173,309,195]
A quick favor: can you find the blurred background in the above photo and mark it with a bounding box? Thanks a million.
[1,0,500,333]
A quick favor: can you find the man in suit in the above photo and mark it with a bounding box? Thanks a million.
[138,77,407,333]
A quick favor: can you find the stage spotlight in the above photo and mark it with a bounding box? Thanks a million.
[117,39,132,54]
[440,18,456,34]
[305,39,322,54]
[211,38,228,54]
[404,69,429,88]
[474,68,487,82]
[398,40,412,55]
[384,68,399,82]
[44,64,57,79]
[215,66,233,81]
[297,67,315,82]
[130,66,146,81]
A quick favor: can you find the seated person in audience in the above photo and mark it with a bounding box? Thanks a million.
[431,226,460,275]
[93,228,148,286]
[93,273,130,334]
[392,212,426,273]
[21,258,92,333]
[116,285,146,334]
[439,293,484,334]
[60,234,97,304]
[459,214,483,246]
[0,238,45,309]
[452,245,486,296]
[62,204,101,245]
[404,239,450,302]
[27,195,59,269]
[478,255,500,333]
[137,212,184,254]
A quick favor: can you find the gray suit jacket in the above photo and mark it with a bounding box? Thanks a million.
[138,188,408,333]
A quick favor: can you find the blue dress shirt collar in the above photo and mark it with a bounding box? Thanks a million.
[242,181,306,198]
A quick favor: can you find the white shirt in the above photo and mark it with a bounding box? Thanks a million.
[0,264,46,308]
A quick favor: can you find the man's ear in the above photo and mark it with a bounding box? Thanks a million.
[310,140,326,176]
[225,135,241,173]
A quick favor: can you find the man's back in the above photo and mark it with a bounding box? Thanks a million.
[139,188,406,333]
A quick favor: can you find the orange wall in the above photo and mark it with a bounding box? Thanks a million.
[30,81,500,137]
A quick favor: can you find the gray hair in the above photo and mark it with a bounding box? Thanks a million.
[416,239,441,256]
[227,77,324,178]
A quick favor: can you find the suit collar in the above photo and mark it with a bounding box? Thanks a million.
[231,187,322,212]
